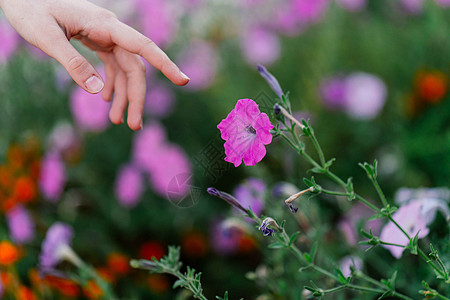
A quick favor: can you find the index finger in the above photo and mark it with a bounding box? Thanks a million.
[109,21,189,86]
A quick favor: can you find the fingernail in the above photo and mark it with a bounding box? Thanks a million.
[85,76,104,93]
[181,72,190,81]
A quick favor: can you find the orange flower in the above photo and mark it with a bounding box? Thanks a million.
[7,144,24,170]
[1,271,14,288]
[46,276,80,298]
[0,241,19,266]
[17,286,36,300]
[96,267,116,284]
[147,274,169,294]
[106,253,130,275]
[139,242,165,261]
[83,280,103,300]
[181,232,209,259]
[0,166,13,188]
[416,71,448,103]
[13,176,36,203]
[238,235,257,253]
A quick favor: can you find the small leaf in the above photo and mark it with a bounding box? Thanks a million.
[173,279,187,289]
[289,231,301,246]
[268,242,285,249]
[304,253,311,263]
[309,242,318,263]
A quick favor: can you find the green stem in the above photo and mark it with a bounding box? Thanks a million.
[372,179,389,208]
[310,131,326,167]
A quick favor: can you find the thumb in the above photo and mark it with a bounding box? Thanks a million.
[44,29,104,94]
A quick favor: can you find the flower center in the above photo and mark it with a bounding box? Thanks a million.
[245,125,256,135]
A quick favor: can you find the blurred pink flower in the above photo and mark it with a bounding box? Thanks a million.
[435,0,450,7]
[136,0,178,48]
[292,0,330,24]
[344,72,387,120]
[336,0,366,12]
[144,84,175,118]
[320,76,348,110]
[39,152,66,202]
[115,164,144,208]
[70,85,110,132]
[177,41,218,91]
[218,99,273,167]
[132,123,167,172]
[380,200,430,259]
[70,83,110,132]
[400,0,423,14]
[338,202,382,246]
[241,27,281,66]
[0,19,19,63]
[6,205,35,244]
[234,178,266,216]
[149,145,192,200]
[48,122,82,161]
[339,255,363,277]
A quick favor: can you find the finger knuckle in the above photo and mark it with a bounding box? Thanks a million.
[67,55,89,73]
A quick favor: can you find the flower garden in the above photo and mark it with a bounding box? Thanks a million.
[0,0,450,299]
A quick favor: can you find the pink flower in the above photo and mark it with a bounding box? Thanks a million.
[115,164,144,208]
[149,145,192,200]
[177,41,218,91]
[379,200,430,259]
[70,85,110,132]
[136,0,178,48]
[0,19,19,63]
[39,152,66,202]
[218,99,273,167]
[6,205,35,244]
[233,178,266,216]
[241,27,280,66]
[344,72,387,120]
[144,84,175,118]
[435,0,450,7]
[292,0,330,24]
[132,123,167,172]
[399,0,423,14]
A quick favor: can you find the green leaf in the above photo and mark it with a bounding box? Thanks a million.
[309,242,318,263]
[173,279,187,289]
[408,231,420,255]
[345,177,356,201]
[216,291,229,300]
[304,253,311,263]
[268,242,285,249]
[289,231,301,246]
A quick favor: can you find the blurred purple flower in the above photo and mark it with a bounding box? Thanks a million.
[70,85,110,132]
[435,0,450,7]
[48,122,82,161]
[380,200,429,259]
[39,152,66,202]
[7,205,35,244]
[400,0,423,14]
[210,219,242,255]
[39,223,74,269]
[336,0,367,12]
[0,19,19,63]
[177,41,218,91]
[0,276,3,298]
[149,145,192,200]
[339,255,363,277]
[338,202,382,246]
[115,164,144,208]
[218,99,274,167]
[241,27,280,66]
[144,84,175,118]
[136,0,178,48]
[132,123,167,172]
[233,178,266,216]
[344,72,387,120]
[320,76,347,110]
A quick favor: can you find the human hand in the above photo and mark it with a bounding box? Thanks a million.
[0,0,189,130]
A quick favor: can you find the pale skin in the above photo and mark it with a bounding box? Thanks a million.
[0,0,190,131]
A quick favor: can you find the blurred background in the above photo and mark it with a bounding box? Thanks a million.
[0,0,449,299]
